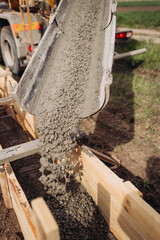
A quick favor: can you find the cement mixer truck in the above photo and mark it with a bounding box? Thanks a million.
[0,0,59,74]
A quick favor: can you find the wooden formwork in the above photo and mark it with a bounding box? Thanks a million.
[0,162,60,240]
[0,68,160,240]
[0,68,38,139]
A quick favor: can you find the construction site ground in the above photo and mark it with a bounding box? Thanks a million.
[0,54,160,239]
[80,2,160,214]
[0,4,160,240]
[80,62,160,214]
[113,5,159,211]
[1,57,160,239]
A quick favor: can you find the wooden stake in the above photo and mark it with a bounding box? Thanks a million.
[31,197,60,240]
[5,163,37,240]
[0,165,12,209]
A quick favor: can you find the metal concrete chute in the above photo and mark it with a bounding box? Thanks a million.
[14,0,117,118]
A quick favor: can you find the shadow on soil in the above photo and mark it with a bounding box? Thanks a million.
[82,39,144,152]
[81,39,160,215]
[114,158,160,214]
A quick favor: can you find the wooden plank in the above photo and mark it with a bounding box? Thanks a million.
[78,166,141,240]
[0,165,12,209]
[78,146,160,240]
[0,96,14,105]
[0,68,12,78]
[0,140,39,165]
[0,69,38,139]
[31,197,60,240]
[5,163,37,240]
[124,181,143,198]
[6,104,39,139]
[87,147,118,166]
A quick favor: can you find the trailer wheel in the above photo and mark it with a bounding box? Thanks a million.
[1,26,20,74]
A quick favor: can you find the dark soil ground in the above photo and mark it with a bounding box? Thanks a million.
[0,192,23,240]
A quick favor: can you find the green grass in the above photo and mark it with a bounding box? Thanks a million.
[118,1,160,7]
[115,39,160,70]
[117,11,160,29]
[113,39,160,123]
[135,179,151,190]
[133,74,160,120]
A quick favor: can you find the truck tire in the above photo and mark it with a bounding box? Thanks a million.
[0,28,3,62]
[1,26,20,74]
[0,48,2,63]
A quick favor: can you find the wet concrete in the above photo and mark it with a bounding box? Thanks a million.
[19,0,116,239]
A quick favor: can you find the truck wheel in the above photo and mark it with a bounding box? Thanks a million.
[1,26,20,74]
[0,28,3,62]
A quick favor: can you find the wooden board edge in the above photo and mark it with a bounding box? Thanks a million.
[78,146,160,240]
[1,161,60,240]
[31,197,60,240]
[0,165,12,209]
[124,181,143,198]
[4,163,37,240]
[0,71,38,139]
[0,140,39,165]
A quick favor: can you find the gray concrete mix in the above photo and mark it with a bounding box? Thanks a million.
[36,0,105,195]
[32,0,116,239]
